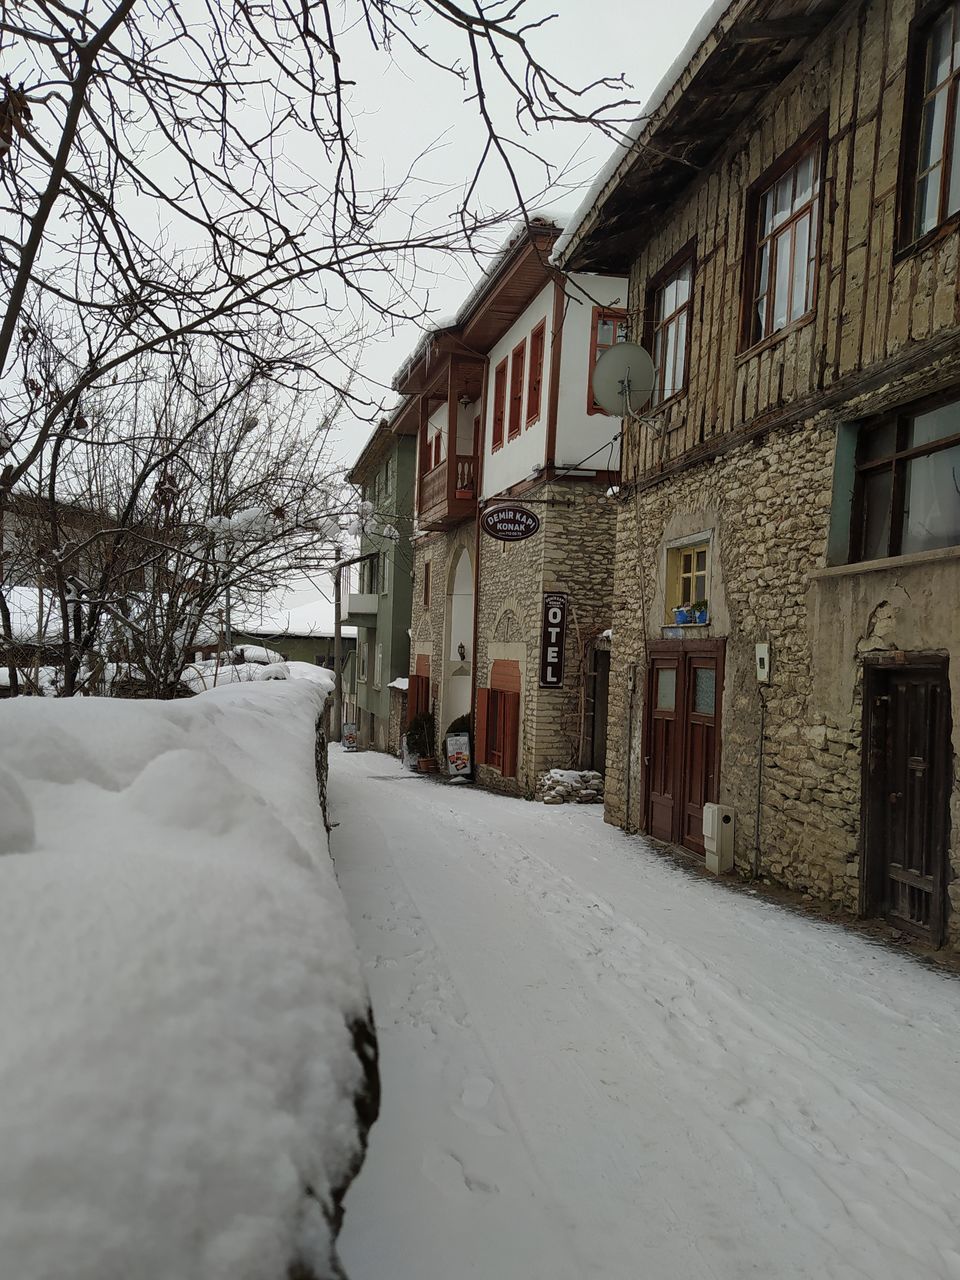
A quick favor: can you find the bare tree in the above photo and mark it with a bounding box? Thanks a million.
[1,1,635,695]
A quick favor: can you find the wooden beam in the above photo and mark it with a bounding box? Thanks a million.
[730,17,812,42]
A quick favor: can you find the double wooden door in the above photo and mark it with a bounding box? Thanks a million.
[645,641,724,854]
[862,660,950,946]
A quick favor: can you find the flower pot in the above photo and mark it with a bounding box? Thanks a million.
[693,606,709,624]
[673,607,693,625]
[417,756,437,773]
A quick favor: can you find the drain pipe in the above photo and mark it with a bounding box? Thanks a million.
[753,686,767,879]
[625,663,637,831]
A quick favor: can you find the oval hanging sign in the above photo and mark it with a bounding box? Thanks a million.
[481,504,540,542]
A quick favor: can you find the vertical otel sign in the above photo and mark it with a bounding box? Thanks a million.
[539,592,567,688]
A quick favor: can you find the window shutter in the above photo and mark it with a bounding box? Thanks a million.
[502,691,520,778]
[407,674,427,725]
[475,687,490,764]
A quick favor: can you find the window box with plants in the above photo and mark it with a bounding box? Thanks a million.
[672,600,709,626]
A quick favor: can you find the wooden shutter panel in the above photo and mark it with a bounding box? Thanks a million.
[502,691,520,778]
[407,674,427,725]
[475,687,490,765]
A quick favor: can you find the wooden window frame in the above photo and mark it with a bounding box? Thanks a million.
[587,306,629,415]
[423,560,431,609]
[508,339,526,440]
[897,0,960,254]
[849,389,960,562]
[645,241,696,407]
[492,358,508,451]
[358,640,368,683]
[526,320,546,426]
[739,119,827,353]
[665,539,710,620]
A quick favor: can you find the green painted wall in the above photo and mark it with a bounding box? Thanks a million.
[355,434,415,743]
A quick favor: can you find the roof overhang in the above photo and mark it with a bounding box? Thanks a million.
[558,0,848,274]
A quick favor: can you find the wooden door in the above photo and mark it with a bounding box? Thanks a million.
[863,661,950,945]
[681,654,720,854]
[647,654,680,841]
[644,642,723,853]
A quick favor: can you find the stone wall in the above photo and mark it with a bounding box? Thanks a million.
[607,411,960,947]
[409,524,476,757]
[387,686,406,757]
[475,478,616,796]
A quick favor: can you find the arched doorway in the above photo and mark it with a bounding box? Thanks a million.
[442,546,474,736]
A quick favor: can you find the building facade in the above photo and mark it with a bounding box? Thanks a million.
[560,0,960,947]
[345,419,416,752]
[395,219,627,792]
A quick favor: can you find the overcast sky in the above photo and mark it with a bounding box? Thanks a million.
[328,0,715,465]
[287,0,715,612]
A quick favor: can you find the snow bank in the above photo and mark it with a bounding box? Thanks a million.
[181,658,336,699]
[0,682,375,1280]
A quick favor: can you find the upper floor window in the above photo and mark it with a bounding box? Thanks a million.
[851,395,960,560]
[527,320,546,425]
[423,559,431,609]
[588,307,628,414]
[492,358,507,451]
[907,1,960,242]
[509,339,526,440]
[649,254,694,405]
[744,136,822,348]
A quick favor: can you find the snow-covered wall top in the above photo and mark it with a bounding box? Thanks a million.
[0,682,373,1280]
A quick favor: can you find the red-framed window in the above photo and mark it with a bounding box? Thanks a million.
[508,340,526,440]
[902,1,960,245]
[743,131,823,349]
[588,307,628,413]
[527,320,546,425]
[492,358,507,450]
[423,560,431,609]
[648,254,694,405]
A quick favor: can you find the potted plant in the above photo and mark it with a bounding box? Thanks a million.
[672,604,693,625]
[691,599,709,624]
[407,711,437,772]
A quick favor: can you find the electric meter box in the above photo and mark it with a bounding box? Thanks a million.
[703,803,735,874]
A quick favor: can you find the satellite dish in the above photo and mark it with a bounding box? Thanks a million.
[591,342,655,418]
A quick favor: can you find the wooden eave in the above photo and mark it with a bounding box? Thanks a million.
[388,396,420,439]
[457,229,559,353]
[562,0,849,274]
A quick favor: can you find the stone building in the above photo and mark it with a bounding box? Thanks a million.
[393,219,627,791]
[558,0,960,947]
[344,414,416,752]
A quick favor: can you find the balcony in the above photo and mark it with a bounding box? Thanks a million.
[342,591,378,627]
[418,453,478,531]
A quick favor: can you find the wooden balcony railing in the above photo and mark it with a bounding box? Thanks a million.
[418,454,478,527]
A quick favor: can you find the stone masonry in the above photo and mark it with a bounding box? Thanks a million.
[475,478,616,797]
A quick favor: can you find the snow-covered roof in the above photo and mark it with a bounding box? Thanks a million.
[391,214,564,390]
[552,0,735,265]
[388,676,409,691]
[233,595,356,641]
[1,586,65,644]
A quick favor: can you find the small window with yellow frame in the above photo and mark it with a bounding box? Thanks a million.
[666,541,709,623]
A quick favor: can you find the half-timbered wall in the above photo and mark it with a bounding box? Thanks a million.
[625,0,959,483]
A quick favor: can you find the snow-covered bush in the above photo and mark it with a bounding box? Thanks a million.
[0,681,377,1279]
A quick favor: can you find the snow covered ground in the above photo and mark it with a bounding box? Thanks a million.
[0,683,372,1280]
[331,747,960,1280]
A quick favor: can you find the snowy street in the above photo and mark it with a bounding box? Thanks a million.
[331,747,960,1280]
